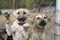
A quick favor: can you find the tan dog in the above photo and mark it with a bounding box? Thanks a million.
[28,13,55,40]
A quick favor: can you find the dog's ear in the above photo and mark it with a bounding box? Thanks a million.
[43,14,48,19]
[45,14,51,22]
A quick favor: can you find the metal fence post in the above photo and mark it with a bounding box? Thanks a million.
[56,0,60,40]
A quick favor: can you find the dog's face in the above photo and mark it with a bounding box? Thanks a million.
[13,9,30,25]
[33,14,48,29]
[3,12,10,20]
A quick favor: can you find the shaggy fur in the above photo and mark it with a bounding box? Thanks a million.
[11,8,31,40]
[28,13,55,40]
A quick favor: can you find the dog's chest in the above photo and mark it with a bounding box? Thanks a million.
[31,28,44,40]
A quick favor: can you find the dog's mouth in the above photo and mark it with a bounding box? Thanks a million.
[18,22,26,25]
[18,18,26,25]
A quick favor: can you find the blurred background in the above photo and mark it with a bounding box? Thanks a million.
[0,0,56,27]
[0,0,56,9]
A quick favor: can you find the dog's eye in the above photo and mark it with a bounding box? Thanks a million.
[44,17,47,19]
[23,11,27,14]
[37,17,40,19]
[17,12,20,14]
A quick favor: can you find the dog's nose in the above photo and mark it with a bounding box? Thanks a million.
[18,17,26,22]
[39,20,46,26]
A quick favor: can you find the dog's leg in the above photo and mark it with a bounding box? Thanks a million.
[6,20,13,40]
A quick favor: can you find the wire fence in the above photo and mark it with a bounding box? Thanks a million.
[0,0,56,40]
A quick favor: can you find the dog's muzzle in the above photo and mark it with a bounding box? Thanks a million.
[39,20,46,26]
[17,16,26,22]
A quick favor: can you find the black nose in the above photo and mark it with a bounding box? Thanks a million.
[18,17,26,22]
[39,20,46,26]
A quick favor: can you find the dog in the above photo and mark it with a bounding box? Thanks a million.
[28,13,55,40]
[0,11,12,40]
[11,8,31,40]
[3,12,13,40]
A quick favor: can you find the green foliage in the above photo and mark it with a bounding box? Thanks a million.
[0,0,56,9]
[25,0,33,9]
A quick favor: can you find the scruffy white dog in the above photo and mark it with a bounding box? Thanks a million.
[11,8,30,40]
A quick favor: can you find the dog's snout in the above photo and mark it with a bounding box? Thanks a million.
[39,20,46,26]
[18,17,26,22]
